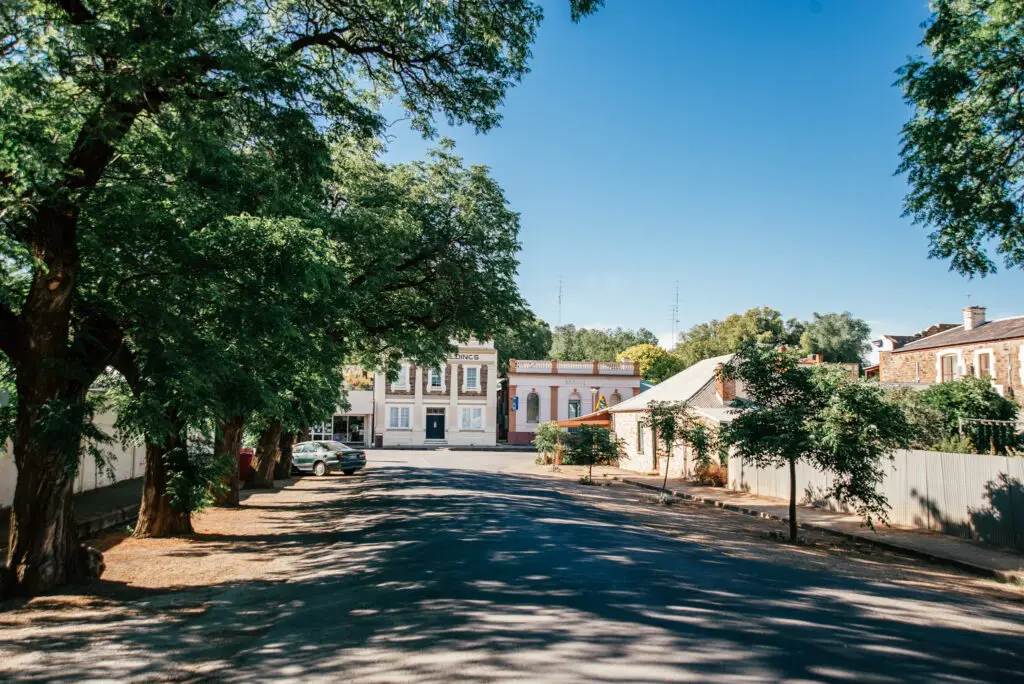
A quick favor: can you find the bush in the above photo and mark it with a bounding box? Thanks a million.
[916,376,1018,436]
[533,421,561,460]
[933,435,975,454]
[693,463,727,487]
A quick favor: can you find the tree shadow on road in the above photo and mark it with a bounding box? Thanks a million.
[2,466,1023,682]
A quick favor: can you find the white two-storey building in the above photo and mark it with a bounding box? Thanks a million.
[372,340,498,447]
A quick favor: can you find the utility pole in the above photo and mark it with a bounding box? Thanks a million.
[557,278,563,327]
[670,281,679,350]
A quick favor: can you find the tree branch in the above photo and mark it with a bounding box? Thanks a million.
[50,0,96,25]
[0,303,23,362]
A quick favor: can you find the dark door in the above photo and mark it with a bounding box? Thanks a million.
[426,413,445,440]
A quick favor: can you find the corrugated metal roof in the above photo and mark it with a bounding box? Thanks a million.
[894,316,1024,352]
[694,407,738,424]
[608,353,734,413]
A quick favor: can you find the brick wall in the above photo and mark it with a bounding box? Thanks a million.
[880,338,1024,395]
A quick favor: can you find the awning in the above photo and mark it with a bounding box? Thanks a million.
[556,408,611,429]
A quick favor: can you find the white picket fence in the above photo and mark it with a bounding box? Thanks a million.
[728,449,1024,551]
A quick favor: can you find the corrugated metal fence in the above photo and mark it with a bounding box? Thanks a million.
[728,450,1024,551]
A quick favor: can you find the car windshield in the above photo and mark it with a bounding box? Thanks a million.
[317,441,351,452]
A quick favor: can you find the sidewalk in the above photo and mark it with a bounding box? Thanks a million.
[611,472,1024,583]
[0,478,143,551]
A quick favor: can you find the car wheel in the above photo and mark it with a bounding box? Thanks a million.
[343,469,356,476]
[313,461,327,477]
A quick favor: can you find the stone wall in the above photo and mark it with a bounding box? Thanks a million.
[879,338,1024,396]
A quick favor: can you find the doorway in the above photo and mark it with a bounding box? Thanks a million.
[426,408,446,440]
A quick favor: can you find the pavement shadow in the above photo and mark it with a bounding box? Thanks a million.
[2,465,1023,682]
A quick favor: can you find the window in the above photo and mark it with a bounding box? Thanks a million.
[940,354,955,383]
[460,407,484,430]
[309,422,332,441]
[637,421,645,454]
[568,395,582,419]
[526,392,540,423]
[393,364,409,389]
[975,351,993,379]
[429,367,443,389]
[609,391,622,407]
[388,406,411,429]
[464,366,479,390]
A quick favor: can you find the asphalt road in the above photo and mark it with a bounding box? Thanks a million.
[7,450,1024,682]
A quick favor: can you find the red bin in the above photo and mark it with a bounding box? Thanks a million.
[238,448,255,482]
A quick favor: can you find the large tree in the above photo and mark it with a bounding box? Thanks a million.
[494,317,552,375]
[0,0,601,596]
[616,344,684,383]
[549,325,658,362]
[799,312,871,364]
[723,343,913,542]
[898,0,1024,276]
[675,307,801,367]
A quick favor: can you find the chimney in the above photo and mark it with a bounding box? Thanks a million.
[715,363,736,403]
[963,306,986,331]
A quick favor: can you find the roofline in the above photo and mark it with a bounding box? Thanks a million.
[890,322,1024,353]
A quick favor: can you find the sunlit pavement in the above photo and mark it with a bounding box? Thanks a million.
[3,449,1024,682]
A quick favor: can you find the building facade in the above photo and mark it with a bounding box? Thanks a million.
[506,360,642,445]
[373,340,498,447]
[610,354,741,478]
[308,388,375,447]
[879,306,1024,398]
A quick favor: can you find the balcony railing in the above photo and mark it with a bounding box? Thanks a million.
[510,360,639,375]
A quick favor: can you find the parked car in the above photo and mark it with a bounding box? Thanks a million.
[291,440,366,476]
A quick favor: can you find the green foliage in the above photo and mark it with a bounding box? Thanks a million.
[532,421,561,456]
[645,399,715,492]
[934,435,976,454]
[163,441,235,515]
[884,387,947,450]
[799,312,871,364]
[561,425,623,473]
[616,344,685,383]
[723,342,914,535]
[550,325,658,362]
[916,376,1019,435]
[494,317,552,375]
[675,307,802,367]
[897,0,1024,275]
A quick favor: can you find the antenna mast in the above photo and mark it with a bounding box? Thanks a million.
[670,281,680,349]
[557,278,563,327]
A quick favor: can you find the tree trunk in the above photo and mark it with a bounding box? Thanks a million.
[248,421,283,489]
[274,431,295,480]
[788,457,798,542]
[135,419,193,537]
[3,241,110,596]
[213,416,245,507]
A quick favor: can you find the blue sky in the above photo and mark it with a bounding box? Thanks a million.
[382,0,1024,347]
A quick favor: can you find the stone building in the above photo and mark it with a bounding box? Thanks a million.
[878,306,1024,398]
[506,359,642,445]
[372,339,498,447]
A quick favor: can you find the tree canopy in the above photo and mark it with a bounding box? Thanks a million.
[723,342,913,541]
[799,312,871,363]
[674,307,803,367]
[897,0,1024,275]
[616,344,685,383]
[494,317,553,375]
[549,325,658,362]
[0,0,601,597]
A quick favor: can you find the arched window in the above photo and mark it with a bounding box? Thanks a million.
[609,391,622,407]
[526,392,540,423]
[568,391,582,419]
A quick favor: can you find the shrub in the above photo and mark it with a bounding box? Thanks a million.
[694,463,727,487]
[916,377,1018,436]
[933,435,975,454]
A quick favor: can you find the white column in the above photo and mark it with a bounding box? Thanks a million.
[449,363,460,436]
